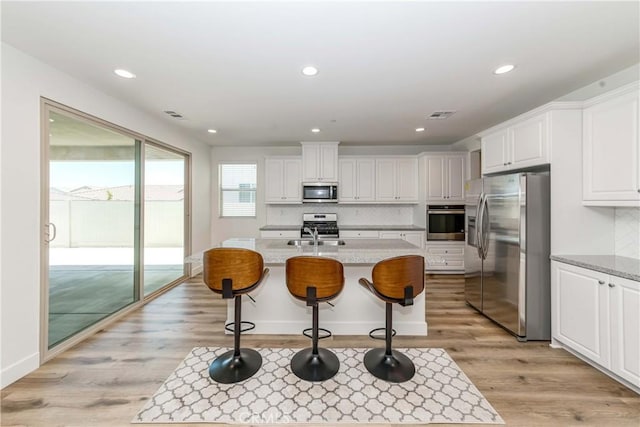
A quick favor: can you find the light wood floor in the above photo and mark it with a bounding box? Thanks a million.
[2,275,639,426]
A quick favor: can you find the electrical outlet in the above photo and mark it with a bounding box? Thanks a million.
[280,209,284,216]
[355,209,360,216]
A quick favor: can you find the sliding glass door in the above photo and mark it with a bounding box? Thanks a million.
[143,143,188,296]
[42,102,190,356]
[46,110,140,349]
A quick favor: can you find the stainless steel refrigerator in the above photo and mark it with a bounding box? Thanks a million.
[464,172,550,341]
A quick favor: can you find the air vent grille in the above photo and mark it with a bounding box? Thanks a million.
[164,110,185,119]
[428,111,456,119]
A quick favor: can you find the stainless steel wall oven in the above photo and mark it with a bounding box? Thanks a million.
[427,204,465,241]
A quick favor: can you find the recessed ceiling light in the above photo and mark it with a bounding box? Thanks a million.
[114,68,136,79]
[311,128,320,133]
[49,118,54,122]
[494,64,515,75]
[302,66,318,76]
[207,129,217,134]
[416,127,425,132]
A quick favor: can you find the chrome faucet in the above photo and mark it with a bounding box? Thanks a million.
[303,226,319,246]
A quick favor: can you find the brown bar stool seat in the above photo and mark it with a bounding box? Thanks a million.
[203,248,269,383]
[359,255,425,383]
[286,256,344,382]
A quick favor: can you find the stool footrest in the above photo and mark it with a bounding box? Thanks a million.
[303,327,332,340]
[368,327,397,340]
[224,320,256,334]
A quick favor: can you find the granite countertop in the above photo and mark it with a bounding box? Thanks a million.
[188,238,424,265]
[260,224,426,231]
[551,255,640,282]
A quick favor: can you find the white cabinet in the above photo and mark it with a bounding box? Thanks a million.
[264,157,302,204]
[583,87,640,206]
[552,261,640,391]
[425,242,465,271]
[338,158,376,203]
[610,275,640,387]
[375,157,418,203]
[340,230,380,239]
[424,154,466,201]
[260,230,299,239]
[301,142,339,182]
[481,113,549,175]
[379,231,424,248]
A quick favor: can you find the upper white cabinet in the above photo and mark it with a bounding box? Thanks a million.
[301,142,339,182]
[424,153,466,202]
[583,87,640,206]
[481,113,549,175]
[375,157,419,203]
[338,157,376,203]
[264,157,302,203]
[552,261,640,391]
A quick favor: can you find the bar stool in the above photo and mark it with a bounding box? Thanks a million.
[203,248,269,383]
[359,255,424,383]
[286,256,344,382]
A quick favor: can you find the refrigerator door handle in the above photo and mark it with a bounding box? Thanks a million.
[476,193,484,259]
[481,198,490,260]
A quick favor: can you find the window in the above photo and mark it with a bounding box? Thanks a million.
[219,163,257,217]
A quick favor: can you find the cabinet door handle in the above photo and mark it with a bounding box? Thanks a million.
[608,283,615,288]
[598,280,605,285]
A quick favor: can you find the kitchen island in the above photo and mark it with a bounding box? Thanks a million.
[188,238,427,336]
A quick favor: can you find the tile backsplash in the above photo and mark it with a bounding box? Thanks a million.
[615,207,640,259]
[266,205,415,226]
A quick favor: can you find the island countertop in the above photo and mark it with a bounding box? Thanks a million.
[188,238,424,264]
[189,237,428,336]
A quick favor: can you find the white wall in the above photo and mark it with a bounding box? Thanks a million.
[548,109,615,255]
[0,44,211,387]
[210,144,438,244]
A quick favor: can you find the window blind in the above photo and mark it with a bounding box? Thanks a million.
[219,163,257,217]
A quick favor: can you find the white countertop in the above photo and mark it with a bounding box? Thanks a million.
[187,238,425,264]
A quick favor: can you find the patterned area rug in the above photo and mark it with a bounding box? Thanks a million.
[133,347,503,424]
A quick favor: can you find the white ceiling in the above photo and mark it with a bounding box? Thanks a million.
[2,1,639,147]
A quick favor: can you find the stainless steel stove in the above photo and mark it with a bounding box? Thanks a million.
[300,213,339,239]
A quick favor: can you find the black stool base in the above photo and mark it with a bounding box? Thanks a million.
[290,347,340,382]
[209,348,262,384]
[364,348,415,383]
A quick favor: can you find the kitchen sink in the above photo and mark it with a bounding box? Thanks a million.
[286,239,346,246]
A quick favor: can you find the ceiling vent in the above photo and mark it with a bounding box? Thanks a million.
[164,110,185,120]
[428,111,456,119]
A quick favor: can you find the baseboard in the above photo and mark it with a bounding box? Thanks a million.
[191,265,202,277]
[1,352,39,389]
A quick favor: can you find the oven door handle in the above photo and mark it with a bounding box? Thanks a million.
[427,210,465,215]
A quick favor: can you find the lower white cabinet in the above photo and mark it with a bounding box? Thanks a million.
[260,230,299,239]
[425,242,464,271]
[551,261,640,391]
[340,230,380,239]
[378,231,424,248]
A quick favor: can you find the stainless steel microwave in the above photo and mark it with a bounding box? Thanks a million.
[302,183,338,203]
